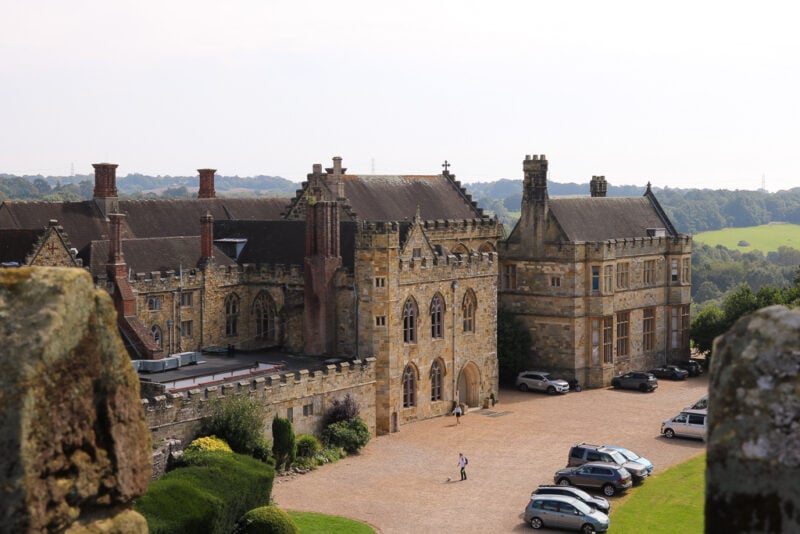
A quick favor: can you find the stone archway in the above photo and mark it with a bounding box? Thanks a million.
[457,362,481,408]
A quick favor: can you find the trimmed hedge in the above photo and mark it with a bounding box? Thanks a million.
[321,416,370,454]
[135,450,274,534]
[295,434,322,458]
[235,506,298,534]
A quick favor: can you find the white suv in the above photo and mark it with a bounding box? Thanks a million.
[515,371,570,394]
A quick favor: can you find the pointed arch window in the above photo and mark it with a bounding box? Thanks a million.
[462,290,477,332]
[403,297,417,343]
[430,293,445,339]
[403,364,417,407]
[150,325,162,348]
[254,292,276,341]
[225,294,240,336]
[430,360,443,401]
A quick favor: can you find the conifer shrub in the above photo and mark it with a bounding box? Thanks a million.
[234,506,298,534]
[295,434,322,458]
[135,450,274,534]
[203,395,268,459]
[321,416,370,454]
[271,416,296,470]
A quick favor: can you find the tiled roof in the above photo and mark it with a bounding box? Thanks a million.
[89,237,235,276]
[549,197,674,242]
[0,229,43,263]
[339,174,484,222]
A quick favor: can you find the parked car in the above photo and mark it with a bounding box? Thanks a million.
[523,494,610,532]
[610,371,658,392]
[532,485,611,514]
[648,365,689,380]
[567,443,648,483]
[685,394,708,411]
[661,409,707,440]
[603,445,653,474]
[515,371,570,394]
[553,462,633,497]
[679,359,704,377]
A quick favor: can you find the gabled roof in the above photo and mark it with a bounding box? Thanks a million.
[0,229,43,263]
[338,174,484,222]
[89,237,235,276]
[548,196,674,242]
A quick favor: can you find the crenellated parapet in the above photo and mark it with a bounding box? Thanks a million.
[143,357,377,475]
[239,262,304,285]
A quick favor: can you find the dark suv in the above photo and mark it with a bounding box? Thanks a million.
[553,462,633,497]
[610,371,658,392]
[568,443,648,483]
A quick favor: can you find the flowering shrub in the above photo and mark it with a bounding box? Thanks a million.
[186,435,233,454]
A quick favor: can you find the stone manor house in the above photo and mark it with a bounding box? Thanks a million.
[0,154,690,436]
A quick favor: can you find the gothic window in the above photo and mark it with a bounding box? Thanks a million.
[254,292,276,340]
[402,297,417,343]
[430,360,443,401]
[616,311,630,357]
[403,364,417,407]
[147,296,162,311]
[150,325,162,348]
[430,294,444,339]
[225,294,240,336]
[462,290,477,333]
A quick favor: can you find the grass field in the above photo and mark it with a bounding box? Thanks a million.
[288,511,376,533]
[610,453,705,533]
[693,223,800,253]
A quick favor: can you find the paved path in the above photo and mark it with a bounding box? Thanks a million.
[273,376,708,533]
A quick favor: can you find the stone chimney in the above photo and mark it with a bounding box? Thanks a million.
[325,156,347,200]
[590,175,608,197]
[108,212,125,268]
[198,168,216,199]
[199,212,214,267]
[93,163,119,216]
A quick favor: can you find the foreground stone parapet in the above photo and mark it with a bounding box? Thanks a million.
[707,305,800,533]
[0,267,151,533]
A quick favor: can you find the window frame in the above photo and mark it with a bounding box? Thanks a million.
[462,290,477,333]
[225,294,240,337]
[642,307,655,352]
[403,365,417,407]
[430,294,444,339]
[430,360,443,401]
[616,311,629,357]
[402,297,417,343]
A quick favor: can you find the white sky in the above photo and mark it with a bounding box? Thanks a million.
[2,1,798,191]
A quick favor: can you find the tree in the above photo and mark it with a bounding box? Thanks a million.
[271,415,296,470]
[690,306,725,355]
[203,395,267,457]
[497,307,532,386]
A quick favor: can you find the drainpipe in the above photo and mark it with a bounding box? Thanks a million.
[451,279,458,403]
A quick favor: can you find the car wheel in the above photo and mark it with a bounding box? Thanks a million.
[611,381,619,389]
[574,385,582,392]
[664,428,675,439]
[557,478,571,486]
[530,517,544,529]
[518,383,529,392]
[638,383,648,392]
[602,484,616,497]
[581,524,597,534]
[547,386,556,395]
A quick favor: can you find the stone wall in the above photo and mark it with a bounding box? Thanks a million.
[706,305,800,532]
[144,358,377,477]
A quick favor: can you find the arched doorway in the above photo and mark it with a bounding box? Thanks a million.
[457,362,481,408]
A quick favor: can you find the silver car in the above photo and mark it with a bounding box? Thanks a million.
[515,371,570,394]
[661,409,707,440]
[523,494,610,532]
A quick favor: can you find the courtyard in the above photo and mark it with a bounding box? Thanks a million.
[273,376,708,533]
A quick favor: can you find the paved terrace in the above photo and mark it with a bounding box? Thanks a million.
[273,377,709,533]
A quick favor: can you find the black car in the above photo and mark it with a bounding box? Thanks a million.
[610,371,658,392]
[681,359,703,377]
[648,365,689,380]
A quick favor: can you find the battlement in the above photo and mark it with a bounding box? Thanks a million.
[143,357,378,464]
[540,234,692,262]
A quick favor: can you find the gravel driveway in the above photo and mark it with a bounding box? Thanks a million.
[273,376,708,533]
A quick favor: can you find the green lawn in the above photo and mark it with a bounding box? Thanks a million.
[693,224,800,253]
[288,511,376,534]
[610,453,705,533]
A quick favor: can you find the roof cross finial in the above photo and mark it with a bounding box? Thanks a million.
[442,160,450,173]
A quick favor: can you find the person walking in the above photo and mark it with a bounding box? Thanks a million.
[453,403,462,424]
[458,453,468,481]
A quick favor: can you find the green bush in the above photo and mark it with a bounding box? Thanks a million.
[203,395,267,458]
[135,450,274,534]
[317,446,346,464]
[185,435,233,453]
[235,506,298,534]
[272,416,296,470]
[296,434,321,458]
[321,416,370,454]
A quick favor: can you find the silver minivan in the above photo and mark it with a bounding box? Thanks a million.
[661,409,707,440]
[523,494,610,532]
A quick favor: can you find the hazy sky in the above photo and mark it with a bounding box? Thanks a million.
[2,1,798,191]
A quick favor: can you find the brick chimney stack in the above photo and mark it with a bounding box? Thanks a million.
[108,212,125,267]
[198,168,217,199]
[199,211,214,267]
[93,163,119,216]
[590,175,608,197]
